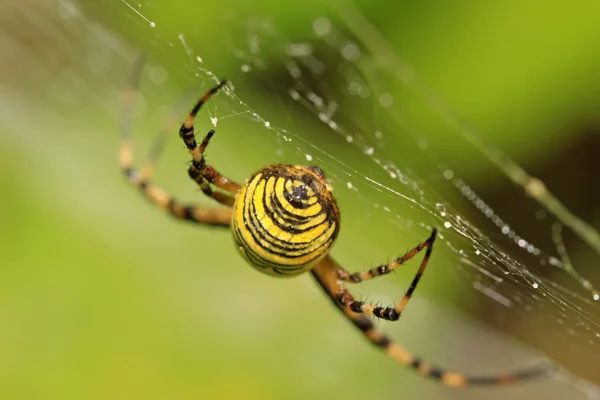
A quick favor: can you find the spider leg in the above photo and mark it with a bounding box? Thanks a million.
[338,229,437,283]
[120,55,232,227]
[331,229,436,321]
[178,83,242,206]
[311,257,553,387]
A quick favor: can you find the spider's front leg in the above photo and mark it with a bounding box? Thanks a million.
[120,56,232,227]
[329,228,437,321]
[178,82,242,206]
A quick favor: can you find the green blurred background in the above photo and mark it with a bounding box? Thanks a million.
[2,0,600,399]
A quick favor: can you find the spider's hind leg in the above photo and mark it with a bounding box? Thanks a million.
[338,229,437,284]
[332,229,437,321]
[310,256,554,387]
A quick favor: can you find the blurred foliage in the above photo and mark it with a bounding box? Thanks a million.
[1,0,600,399]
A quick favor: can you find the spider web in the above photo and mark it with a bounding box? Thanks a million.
[4,0,600,399]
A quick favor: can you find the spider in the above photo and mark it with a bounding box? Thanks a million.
[119,57,552,388]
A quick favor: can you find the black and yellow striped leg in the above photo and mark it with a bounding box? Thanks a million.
[120,55,233,227]
[338,229,437,283]
[331,229,436,321]
[178,82,242,206]
[120,163,233,226]
[311,257,553,387]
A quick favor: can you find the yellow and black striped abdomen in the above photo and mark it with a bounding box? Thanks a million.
[232,164,340,277]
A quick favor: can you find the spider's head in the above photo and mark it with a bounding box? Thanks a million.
[308,165,333,192]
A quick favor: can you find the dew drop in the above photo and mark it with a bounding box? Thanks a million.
[313,17,331,36]
[379,93,394,108]
[340,42,361,61]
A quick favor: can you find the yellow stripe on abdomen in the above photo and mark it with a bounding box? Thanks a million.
[232,164,340,277]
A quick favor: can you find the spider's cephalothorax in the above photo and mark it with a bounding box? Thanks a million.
[121,60,553,388]
[232,164,340,277]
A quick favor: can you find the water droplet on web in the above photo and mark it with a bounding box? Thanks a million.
[196,56,203,63]
[305,154,313,161]
[313,17,331,36]
[307,92,324,107]
[285,43,313,57]
[264,121,271,128]
[443,221,452,229]
[379,93,394,108]
[149,21,156,28]
[340,41,361,61]
[532,283,539,289]
[443,169,454,180]
[148,65,168,85]
[348,81,362,96]
[210,117,218,126]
